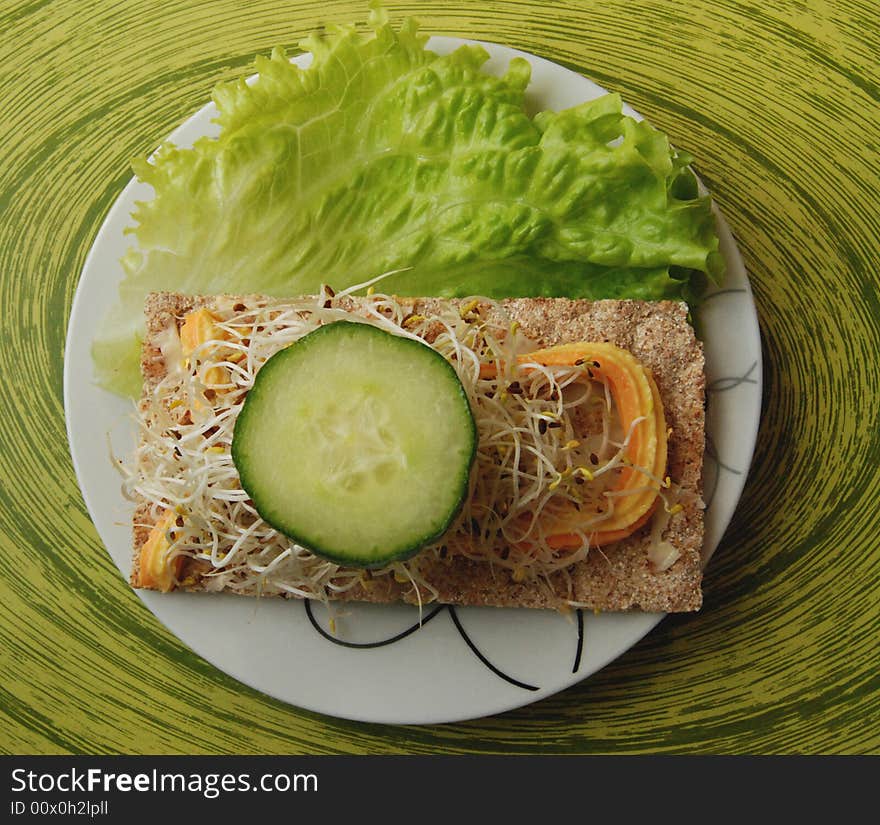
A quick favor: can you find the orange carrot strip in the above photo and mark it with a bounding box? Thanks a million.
[180,307,229,387]
[138,510,183,592]
[485,341,667,547]
[545,499,658,551]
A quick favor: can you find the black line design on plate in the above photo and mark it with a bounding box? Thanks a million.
[306,601,540,691]
[703,451,720,510]
[701,356,757,509]
[448,606,540,692]
[705,432,742,476]
[304,600,445,649]
[707,360,759,393]
[572,608,584,673]
[703,432,743,509]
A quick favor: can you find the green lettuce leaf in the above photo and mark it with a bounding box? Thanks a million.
[93,8,722,397]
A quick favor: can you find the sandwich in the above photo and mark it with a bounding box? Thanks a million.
[128,287,705,613]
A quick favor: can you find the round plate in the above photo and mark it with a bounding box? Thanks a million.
[64,37,761,725]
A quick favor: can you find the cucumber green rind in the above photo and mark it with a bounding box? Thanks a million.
[232,321,477,568]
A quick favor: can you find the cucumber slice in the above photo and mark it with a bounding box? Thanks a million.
[232,321,476,567]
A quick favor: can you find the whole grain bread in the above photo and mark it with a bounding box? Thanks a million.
[132,292,705,612]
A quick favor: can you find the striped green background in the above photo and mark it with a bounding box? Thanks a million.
[1,0,877,754]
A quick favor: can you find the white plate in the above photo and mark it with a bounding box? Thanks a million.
[64,37,761,725]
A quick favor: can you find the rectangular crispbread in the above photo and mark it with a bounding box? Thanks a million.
[133,292,705,612]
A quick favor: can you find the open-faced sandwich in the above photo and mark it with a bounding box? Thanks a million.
[127,285,705,613]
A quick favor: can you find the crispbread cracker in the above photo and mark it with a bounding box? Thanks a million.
[133,293,705,612]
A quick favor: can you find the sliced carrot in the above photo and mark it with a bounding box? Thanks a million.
[180,308,229,387]
[484,341,667,548]
[546,499,658,550]
[138,510,183,592]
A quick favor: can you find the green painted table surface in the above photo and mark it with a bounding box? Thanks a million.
[1,0,878,754]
